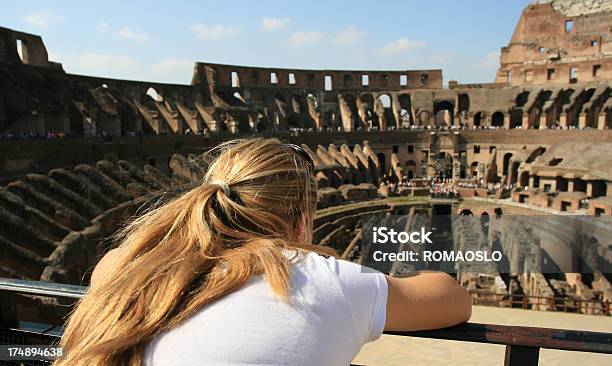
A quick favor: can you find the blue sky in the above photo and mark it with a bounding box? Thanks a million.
[2,0,531,85]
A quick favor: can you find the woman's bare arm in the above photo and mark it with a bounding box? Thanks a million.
[384,271,472,331]
[90,248,121,286]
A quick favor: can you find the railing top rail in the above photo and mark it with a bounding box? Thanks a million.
[2,278,611,354]
[385,322,612,354]
[0,277,87,299]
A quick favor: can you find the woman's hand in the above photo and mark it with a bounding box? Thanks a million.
[384,271,472,331]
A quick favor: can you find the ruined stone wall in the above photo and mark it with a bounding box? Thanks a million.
[2,26,610,139]
[496,0,612,85]
[0,139,381,284]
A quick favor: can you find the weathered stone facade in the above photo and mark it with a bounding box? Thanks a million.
[496,0,612,85]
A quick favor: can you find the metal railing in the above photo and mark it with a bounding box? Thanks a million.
[1,278,611,366]
[469,289,611,316]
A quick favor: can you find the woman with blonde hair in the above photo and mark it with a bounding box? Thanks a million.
[57,138,471,366]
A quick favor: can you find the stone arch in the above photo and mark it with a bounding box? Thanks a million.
[491,111,504,128]
[510,109,523,129]
[460,209,473,216]
[146,87,163,102]
[434,152,453,179]
[378,94,391,108]
[377,153,387,177]
[470,161,479,177]
[359,93,377,130]
[457,94,470,125]
[526,147,546,163]
[418,110,432,127]
[502,153,513,176]
[519,171,530,187]
[398,94,413,128]
[405,160,417,180]
[473,111,485,128]
[434,100,454,127]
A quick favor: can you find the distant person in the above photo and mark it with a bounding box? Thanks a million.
[57,138,471,366]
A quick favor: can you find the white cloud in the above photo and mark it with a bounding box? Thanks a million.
[23,11,62,28]
[476,51,500,70]
[379,37,426,55]
[116,27,149,42]
[261,17,290,31]
[191,23,240,40]
[333,26,367,45]
[97,22,110,34]
[288,30,325,46]
[49,51,139,77]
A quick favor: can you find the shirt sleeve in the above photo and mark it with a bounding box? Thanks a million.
[320,255,388,344]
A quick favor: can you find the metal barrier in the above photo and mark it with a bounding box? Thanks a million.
[1,278,611,366]
[469,289,611,316]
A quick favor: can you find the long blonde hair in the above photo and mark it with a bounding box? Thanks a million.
[56,138,335,365]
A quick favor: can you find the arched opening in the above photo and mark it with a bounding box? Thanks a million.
[307,94,318,108]
[233,92,245,103]
[434,100,454,127]
[324,75,332,91]
[405,160,417,180]
[378,94,395,129]
[256,113,268,133]
[458,94,470,125]
[510,109,523,129]
[323,110,336,129]
[460,209,473,216]
[377,153,386,177]
[231,71,240,88]
[470,162,479,178]
[146,87,163,102]
[515,91,529,107]
[378,94,391,108]
[473,112,484,128]
[16,39,28,63]
[360,93,377,130]
[502,153,513,176]
[510,161,520,185]
[573,178,587,192]
[481,212,490,237]
[418,110,431,127]
[526,147,546,164]
[434,152,453,179]
[491,111,504,128]
[494,208,503,218]
[557,177,569,192]
[398,94,413,128]
[592,180,607,198]
[519,171,529,187]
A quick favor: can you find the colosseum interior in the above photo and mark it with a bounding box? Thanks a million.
[0,0,611,323]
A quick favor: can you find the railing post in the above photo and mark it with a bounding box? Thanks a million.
[504,345,539,366]
[0,291,18,328]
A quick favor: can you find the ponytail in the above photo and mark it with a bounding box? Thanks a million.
[56,138,334,365]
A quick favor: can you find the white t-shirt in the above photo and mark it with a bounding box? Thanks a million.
[143,251,388,366]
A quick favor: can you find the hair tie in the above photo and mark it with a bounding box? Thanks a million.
[210,180,231,196]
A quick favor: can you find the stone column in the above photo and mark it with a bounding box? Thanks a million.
[578,113,587,129]
[586,181,593,197]
[559,113,568,129]
[597,113,606,130]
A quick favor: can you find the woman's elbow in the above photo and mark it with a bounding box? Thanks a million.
[452,283,472,324]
